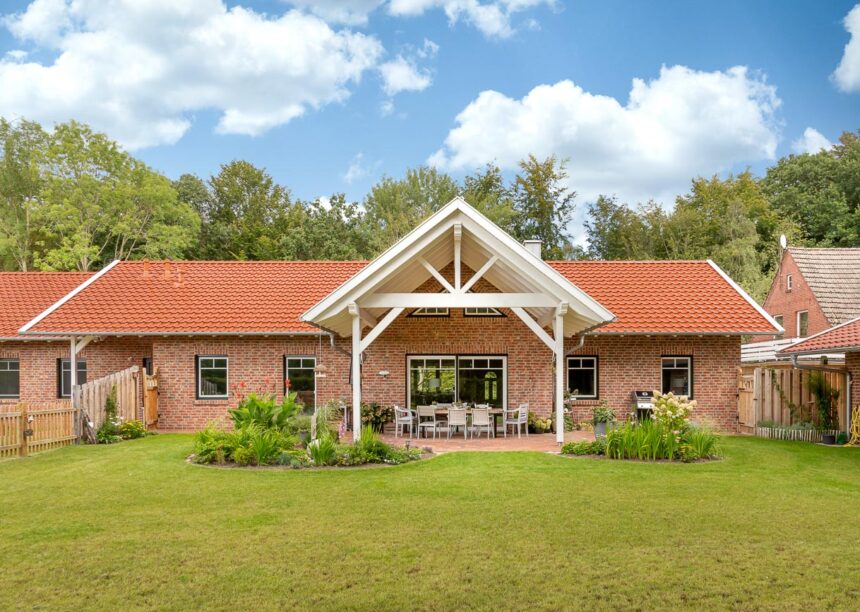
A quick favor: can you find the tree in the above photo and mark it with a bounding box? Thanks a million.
[0,119,49,271]
[279,195,374,260]
[200,161,292,260]
[461,163,517,234]
[510,155,575,259]
[584,196,661,260]
[362,166,459,252]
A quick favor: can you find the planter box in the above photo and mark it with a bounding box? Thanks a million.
[754,426,842,443]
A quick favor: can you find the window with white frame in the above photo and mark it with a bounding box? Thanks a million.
[661,356,692,397]
[464,307,503,317]
[786,273,793,291]
[567,356,598,398]
[285,356,315,410]
[797,310,809,337]
[197,356,228,399]
[411,307,449,317]
[0,359,20,398]
[774,314,784,329]
[57,359,86,398]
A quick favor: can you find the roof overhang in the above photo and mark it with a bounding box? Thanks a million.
[302,197,615,337]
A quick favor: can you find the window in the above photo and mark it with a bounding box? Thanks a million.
[410,307,449,317]
[142,357,153,376]
[774,314,784,328]
[409,357,456,406]
[567,356,598,398]
[464,307,504,317]
[786,273,793,291]
[457,357,506,407]
[285,356,315,410]
[661,356,692,397]
[0,359,20,398]
[57,359,87,398]
[797,310,809,337]
[197,356,228,399]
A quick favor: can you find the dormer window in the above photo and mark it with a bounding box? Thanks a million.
[786,274,793,291]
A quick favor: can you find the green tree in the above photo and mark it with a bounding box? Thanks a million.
[461,163,517,234]
[362,166,459,252]
[279,195,374,260]
[0,119,49,271]
[510,155,575,259]
[37,121,198,271]
[201,161,292,260]
[584,196,662,260]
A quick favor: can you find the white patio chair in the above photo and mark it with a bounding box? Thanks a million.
[504,403,529,438]
[470,407,493,439]
[416,405,444,439]
[393,405,414,438]
[447,407,468,439]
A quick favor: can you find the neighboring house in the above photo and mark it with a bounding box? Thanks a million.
[779,317,860,420]
[757,247,860,340]
[3,198,781,436]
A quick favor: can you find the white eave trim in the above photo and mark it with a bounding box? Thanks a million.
[19,260,121,334]
[706,259,784,336]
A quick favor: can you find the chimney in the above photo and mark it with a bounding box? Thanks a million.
[523,240,543,259]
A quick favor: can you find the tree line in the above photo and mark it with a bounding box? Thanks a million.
[1,117,858,300]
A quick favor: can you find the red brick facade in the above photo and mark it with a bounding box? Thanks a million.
[847,352,860,410]
[757,250,830,341]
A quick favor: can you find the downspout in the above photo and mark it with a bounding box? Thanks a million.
[790,354,852,434]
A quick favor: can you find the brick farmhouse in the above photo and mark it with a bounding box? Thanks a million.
[2,198,781,437]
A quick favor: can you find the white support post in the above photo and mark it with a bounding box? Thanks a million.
[69,336,78,394]
[554,304,568,444]
[349,304,362,443]
[453,223,462,291]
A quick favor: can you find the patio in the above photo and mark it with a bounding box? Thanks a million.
[381,430,594,453]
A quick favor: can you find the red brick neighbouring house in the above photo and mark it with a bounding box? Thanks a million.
[5,198,781,436]
[755,246,860,342]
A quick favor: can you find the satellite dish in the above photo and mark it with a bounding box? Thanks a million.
[779,234,787,249]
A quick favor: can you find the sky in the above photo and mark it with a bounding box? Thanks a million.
[0,0,858,225]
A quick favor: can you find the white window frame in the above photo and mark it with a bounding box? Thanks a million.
[661,356,692,398]
[786,273,793,291]
[463,307,504,317]
[411,307,450,317]
[285,355,316,409]
[566,356,598,399]
[406,355,507,410]
[796,310,809,338]
[58,359,86,398]
[0,358,20,398]
[197,355,229,399]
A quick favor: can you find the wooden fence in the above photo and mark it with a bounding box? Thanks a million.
[0,401,77,460]
[738,365,847,433]
[73,365,141,434]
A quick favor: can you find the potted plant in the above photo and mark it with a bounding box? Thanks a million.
[592,402,616,438]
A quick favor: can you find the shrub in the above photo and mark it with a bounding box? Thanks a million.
[360,402,393,432]
[96,385,122,444]
[315,400,343,440]
[650,391,695,431]
[528,412,553,433]
[561,438,606,456]
[192,422,299,466]
[307,434,337,466]
[809,372,840,431]
[604,420,719,462]
[681,426,719,461]
[119,420,147,440]
[228,392,302,432]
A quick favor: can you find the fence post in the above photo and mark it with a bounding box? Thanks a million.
[19,404,28,458]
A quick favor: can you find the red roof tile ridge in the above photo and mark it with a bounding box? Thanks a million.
[116,259,370,265]
[547,259,710,264]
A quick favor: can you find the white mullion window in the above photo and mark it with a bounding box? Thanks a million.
[566,356,598,399]
[411,307,450,317]
[197,356,228,399]
[0,359,20,398]
[661,356,692,398]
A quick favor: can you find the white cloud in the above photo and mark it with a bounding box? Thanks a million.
[792,127,833,154]
[379,55,432,95]
[380,99,396,116]
[284,1,385,26]
[0,1,384,148]
[833,4,860,92]
[343,152,380,183]
[388,0,553,38]
[430,65,782,205]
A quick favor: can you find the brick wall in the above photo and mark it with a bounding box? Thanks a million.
[0,337,151,408]
[757,250,830,341]
[847,352,860,410]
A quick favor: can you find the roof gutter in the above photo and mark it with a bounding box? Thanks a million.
[790,353,852,434]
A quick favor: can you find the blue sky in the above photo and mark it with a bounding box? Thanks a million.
[0,0,858,214]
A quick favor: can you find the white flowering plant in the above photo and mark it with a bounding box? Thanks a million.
[650,391,696,434]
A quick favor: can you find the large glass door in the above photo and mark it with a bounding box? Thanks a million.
[407,356,506,409]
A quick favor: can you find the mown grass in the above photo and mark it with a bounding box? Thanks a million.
[1,435,860,610]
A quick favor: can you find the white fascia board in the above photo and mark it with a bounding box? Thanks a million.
[19,260,121,334]
[706,260,784,335]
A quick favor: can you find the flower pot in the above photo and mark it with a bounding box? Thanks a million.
[594,421,607,438]
[821,433,836,445]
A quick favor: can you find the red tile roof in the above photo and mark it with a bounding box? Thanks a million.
[19,259,778,336]
[22,261,366,335]
[0,272,93,338]
[779,317,860,354]
[549,260,778,334]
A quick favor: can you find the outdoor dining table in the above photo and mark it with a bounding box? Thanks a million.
[431,406,505,435]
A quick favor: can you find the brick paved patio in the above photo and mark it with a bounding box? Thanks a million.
[380,430,594,453]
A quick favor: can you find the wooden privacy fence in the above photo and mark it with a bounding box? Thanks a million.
[143,367,159,428]
[73,365,141,434]
[0,401,77,460]
[738,365,847,432]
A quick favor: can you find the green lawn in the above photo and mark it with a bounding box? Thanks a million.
[2,436,860,610]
